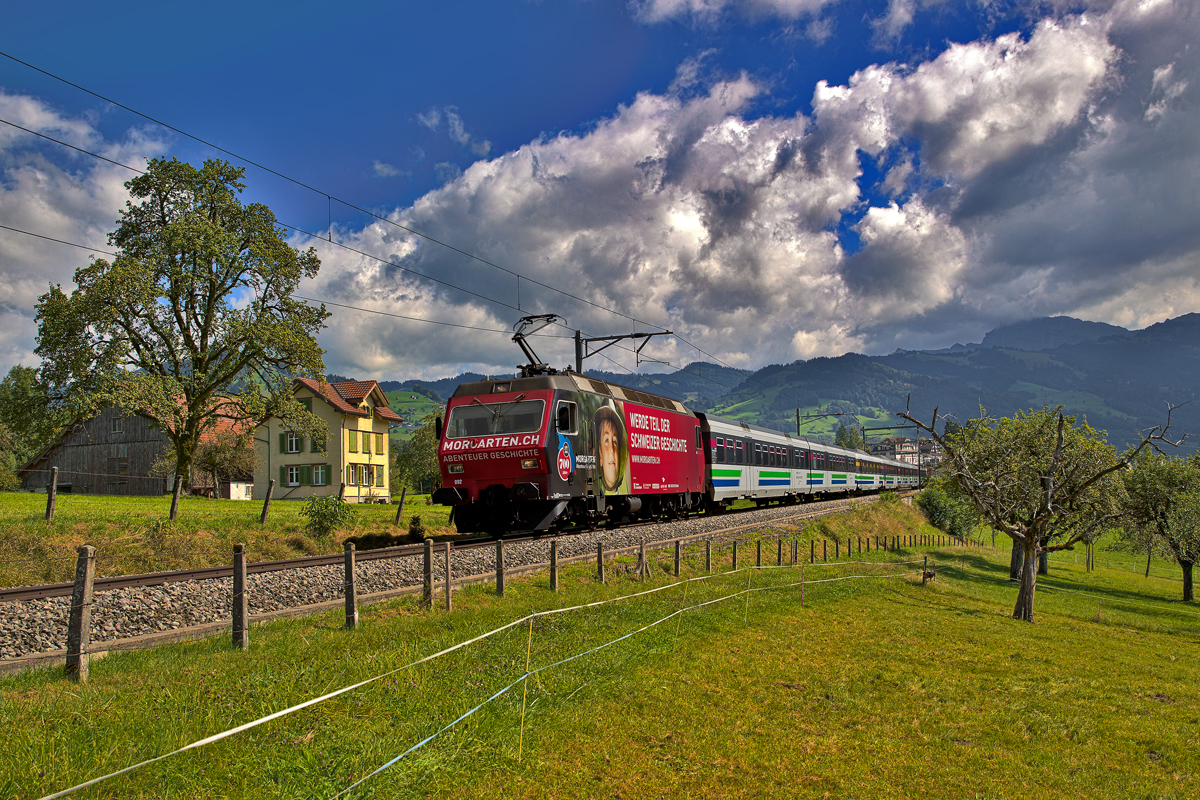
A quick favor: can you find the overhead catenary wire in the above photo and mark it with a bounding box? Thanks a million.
[0,52,824,413]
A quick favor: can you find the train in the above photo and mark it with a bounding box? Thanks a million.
[431,365,920,535]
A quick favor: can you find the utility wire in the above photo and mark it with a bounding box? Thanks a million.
[0,50,819,410]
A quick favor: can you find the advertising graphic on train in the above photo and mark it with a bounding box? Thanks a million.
[593,403,629,494]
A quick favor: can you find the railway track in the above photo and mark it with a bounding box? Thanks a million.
[0,492,904,603]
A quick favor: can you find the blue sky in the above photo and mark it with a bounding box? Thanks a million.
[2,0,1198,380]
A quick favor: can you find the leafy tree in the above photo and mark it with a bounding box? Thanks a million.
[391,409,443,494]
[1122,453,1200,600]
[149,428,260,497]
[35,158,330,519]
[0,423,21,491]
[915,478,978,540]
[0,365,70,465]
[901,403,1177,622]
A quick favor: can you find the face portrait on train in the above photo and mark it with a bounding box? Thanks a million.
[594,406,625,492]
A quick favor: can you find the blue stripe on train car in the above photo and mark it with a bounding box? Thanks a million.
[831,479,848,485]
[712,478,740,487]
[758,479,790,486]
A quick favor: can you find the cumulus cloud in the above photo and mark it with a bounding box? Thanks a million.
[0,92,166,372]
[5,0,1200,383]
[296,1,1200,379]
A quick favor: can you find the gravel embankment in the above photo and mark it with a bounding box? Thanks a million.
[0,499,859,660]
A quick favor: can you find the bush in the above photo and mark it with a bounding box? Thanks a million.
[408,514,426,540]
[299,495,356,539]
[915,482,977,539]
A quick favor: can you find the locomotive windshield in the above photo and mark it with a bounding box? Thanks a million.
[445,399,546,438]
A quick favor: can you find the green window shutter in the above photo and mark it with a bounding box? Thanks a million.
[349,430,358,453]
[278,465,286,486]
[278,432,286,454]
[347,465,354,485]
[299,398,311,412]
[301,465,312,486]
[376,466,384,487]
[364,433,371,455]
[311,434,322,453]
[376,433,384,454]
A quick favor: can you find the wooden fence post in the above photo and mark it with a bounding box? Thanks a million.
[232,544,248,650]
[444,542,453,611]
[810,541,814,563]
[732,541,738,571]
[551,540,559,591]
[496,539,506,597]
[46,466,58,522]
[705,540,711,572]
[344,541,358,629]
[674,540,681,577]
[823,540,827,561]
[259,479,274,524]
[597,541,605,583]
[64,544,95,682]
[836,540,840,559]
[640,539,647,582]
[423,539,434,607]
[922,555,928,587]
[777,538,783,567]
[395,486,408,526]
[756,539,762,568]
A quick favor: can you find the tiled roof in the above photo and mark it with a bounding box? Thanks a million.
[294,377,368,417]
[331,380,377,404]
[375,406,403,422]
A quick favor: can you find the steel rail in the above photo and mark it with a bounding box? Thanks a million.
[0,492,908,603]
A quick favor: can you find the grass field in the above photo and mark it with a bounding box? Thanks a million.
[2,500,1197,799]
[0,492,453,589]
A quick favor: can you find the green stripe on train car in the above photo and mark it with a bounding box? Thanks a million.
[712,468,742,476]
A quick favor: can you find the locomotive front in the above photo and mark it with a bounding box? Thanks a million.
[432,377,559,533]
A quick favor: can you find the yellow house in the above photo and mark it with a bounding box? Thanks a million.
[254,378,403,503]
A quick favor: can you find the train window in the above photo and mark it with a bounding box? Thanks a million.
[695,426,702,449]
[555,401,577,434]
[446,399,545,438]
[715,437,724,463]
[736,440,744,464]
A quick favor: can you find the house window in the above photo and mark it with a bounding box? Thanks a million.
[111,416,124,434]
[286,466,300,486]
[313,465,328,486]
[349,430,358,453]
[106,457,128,476]
[286,432,302,453]
[310,434,325,454]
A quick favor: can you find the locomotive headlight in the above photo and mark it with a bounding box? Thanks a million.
[448,464,464,474]
[521,458,539,469]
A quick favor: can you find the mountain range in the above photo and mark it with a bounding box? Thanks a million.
[344,314,1200,452]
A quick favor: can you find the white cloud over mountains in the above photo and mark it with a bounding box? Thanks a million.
[1,0,1197,384]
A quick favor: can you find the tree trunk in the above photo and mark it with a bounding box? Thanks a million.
[1009,538,1024,581]
[1146,546,1152,578]
[169,472,183,521]
[1013,540,1039,622]
[1183,561,1194,603]
[1038,551,1048,575]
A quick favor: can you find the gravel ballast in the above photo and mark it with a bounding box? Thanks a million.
[0,498,870,660]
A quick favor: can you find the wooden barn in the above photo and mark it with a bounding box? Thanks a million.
[18,408,170,496]
[17,408,255,498]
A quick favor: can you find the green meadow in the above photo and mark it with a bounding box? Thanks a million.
[0,492,452,589]
[2,500,1197,799]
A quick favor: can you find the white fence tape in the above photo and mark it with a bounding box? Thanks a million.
[37,557,920,800]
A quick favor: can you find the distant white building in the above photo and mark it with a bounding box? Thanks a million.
[870,437,919,465]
